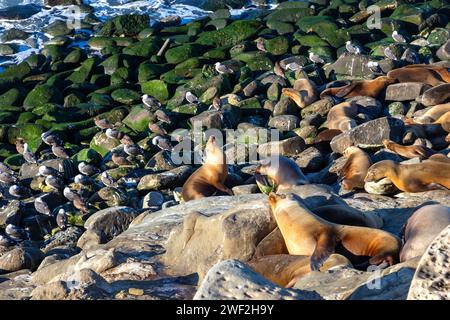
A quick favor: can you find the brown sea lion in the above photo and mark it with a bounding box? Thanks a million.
[182,135,232,201]
[248,254,352,287]
[338,146,372,190]
[326,101,358,131]
[387,66,448,87]
[365,160,450,192]
[281,79,318,108]
[382,139,435,159]
[402,64,450,83]
[433,111,450,132]
[427,153,450,164]
[268,193,401,270]
[320,76,397,99]
[413,102,450,124]
[400,204,450,262]
[255,155,309,192]
[402,123,428,144]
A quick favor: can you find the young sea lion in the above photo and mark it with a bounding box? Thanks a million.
[326,102,358,132]
[181,135,232,201]
[268,193,400,270]
[248,254,352,287]
[320,76,397,99]
[255,155,309,192]
[338,146,372,190]
[365,160,450,192]
[382,139,435,159]
[400,204,450,262]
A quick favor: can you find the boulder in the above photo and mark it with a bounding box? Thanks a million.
[137,165,194,191]
[0,247,44,274]
[385,83,431,101]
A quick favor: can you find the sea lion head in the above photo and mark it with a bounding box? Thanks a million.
[343,146,360,157]
[382,139,394,149]
[365,160,395,182]
[204,135,225,165]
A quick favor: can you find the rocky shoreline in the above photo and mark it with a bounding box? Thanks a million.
[0,0,449,300]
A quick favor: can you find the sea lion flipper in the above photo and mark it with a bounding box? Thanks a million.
[424,182,450,191]
[213,181,233,195]
[335,83,357,98]
[310,232,336,271]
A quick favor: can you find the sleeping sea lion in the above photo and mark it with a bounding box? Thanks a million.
[382,139,435,159]
[320,76,397,99]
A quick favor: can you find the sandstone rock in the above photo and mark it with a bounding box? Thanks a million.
[385,83,431,101]
[194,260,323,300]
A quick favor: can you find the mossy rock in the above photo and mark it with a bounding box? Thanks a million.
[141,80,170,102]
[31,103,60,117]
[24,54,46,69]
[16,112,38,124]
[122,105,155,132]
[170,103,204,116]
[67,57,98,84]
[263,36,289,55]
[112,37,136,47]
[23,85,63,111]
[138,62,168,82]
[99,14,150,37]
[138,28,156,40]
[160,69,191,85]
[111,67,131,85]
[187,21,203,36]
[89,132,121,157]
[4,154,25,171]
[196,20,262,47]
[100,54,121,75]
[265,7,312,23]
[0,143,15,158]
[234,51,274,71]
[111,88,141,105]
[378,18,404,36]
[296,16,350,48]
[428,28,450,46]
[266,20,295,35]
[0,88,21,106]
[0,62,31,81]
[122,37,161,58]
[0,112,17,124]
[71,148,102,165]
[390,4,425,26]
[64,48,85,64]
[203,47,229,60]
[294,33,329,47]
[42,44,67,61]
[88,37,116,50]
[165,44,204,64]
[7,123,43,152]
[89,93,114,106]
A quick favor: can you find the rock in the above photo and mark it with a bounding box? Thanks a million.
[196,20,262,47]
[194,260,322,300]
[44,0,82,6]
[0,247,44,274]
[141,80,170,102]
[408,225,450,300]
[44,20,73,37]
[23,85,63,111]
[100,14,150,37]
[41,227,84,254]
[420,83,450,106]
[258,136,306,157]
[330,117,405,154]
[295,147,324,173]
[190,111,223,129]
[76,229,103,251]
[89,132,121,157]
[294,259,418,300]
[162,197,274,278]
[0,28,29,42]
[84,207,138,243]
[142,191,165,208]
[436,40,450,61]
[0,200,23,226]
[0,4,41,20]
[326,54,373,78]
[30,280,69,300]
[364,178,399,195]
[263,36,289,55]
[268,115,300,131]
[231,184,259,195]
[301,98,335,118]
[165,44,204,64]
[385,83,431,101]
[137,165,194,191]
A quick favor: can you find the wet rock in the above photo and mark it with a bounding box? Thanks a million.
[44,0,83,6]
[194,260,322,300]
[0,28,29,42]
[330,117,405,154]
[385,83,431,101]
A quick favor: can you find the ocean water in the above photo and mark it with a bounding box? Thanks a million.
[0,0,276,66]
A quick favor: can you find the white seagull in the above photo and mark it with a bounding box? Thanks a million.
[308,52,325,64]
[392,31,407,43]
[214,62,234,74]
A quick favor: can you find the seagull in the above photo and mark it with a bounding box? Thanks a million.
[73,196,89,213]
[185,91,199,104]
[214,62,234,74]
[9,185,30,198]
[345,41,362,55]
[52,144,70,159]
[273,61,285,78]
[367,61,383,74]
[112,151,132,166]
[0,162,14,175]
[152,136,173,151]
[15,138,25,154]
[5,224,28,242]
[94,116,114,130]
[105,128,125,140]
[35,195,51,215]
[74,174,93,186]
[41,132,62,146]
[285,62,303,71]
[123,143,144,157]
[148,122,168,136]
[78,162,100,176]
[154,109,172,124]
[392,31,407,43]
[45,175,64,190]
[63,187,78,201]
[384,46,398,60]
[142,94,161,110]
[208,96,221,111]
[0,172,18,184]
[38,165,60,177]
[23,143,37,164]
[56,209,68,230]
[255,37,267,52]
[101,171,115,187]
[401,48,420,64]
[309,52,325,64]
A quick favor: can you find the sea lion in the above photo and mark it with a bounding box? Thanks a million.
[326,101,358,131]
[382,139,435,159]
[427,153,450,164]
[255,155,309,192]
[387,66,447,87]
[254,203,384,258]
[268,193,400,270]
[402,64,450,83]
[248,254,352,287]
[281,79,318,108]
[400,204,450,262]
[365,160,450,192]
[181,135,232,201]
[320,76,397,99]
[413,102,450,124]
[338,146,372,190]
[433,111,450,132]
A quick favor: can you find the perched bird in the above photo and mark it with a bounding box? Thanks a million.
[285,62,303,71]
[35,196,51,215]
[367,61,382,73]
[45,175,64,190]
[124,143,144,157]
[142,94,161,110]
[0,172,18,184]
[273,61,285,78]
[38,165,60,177]
[0,234,15,247]
[185,91,199,104]
[23,143,37,164]
[309,52,325,64]
[94,116,114,130]
[214,62,234,74]
[255,37,267,52]
[401,48,420,64]
[15,138,25,154]
[101,171,115,187]
[209,96,221,111]
[56,209,68,230]
[392,30,407,43]
[78,162,100,176]
[384,46,398,60]
[105,128,125,140]
[41,132,62,146]
[112,151,132,166]
[52,144,70,159]
[74,174,93,186]
[120,135,135,146]
[0,162,14,175]
[152,136,173,151]
[148,122,168,136]
[9,185,30,198]
[73,196,89,213]
[63,187,78,201]
[154,109,172,124]
[345,41,362,55]
[5,224,28,242]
